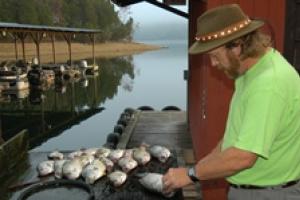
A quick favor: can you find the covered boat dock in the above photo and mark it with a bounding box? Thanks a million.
[0,22,102,65]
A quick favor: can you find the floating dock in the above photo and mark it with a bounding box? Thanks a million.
[119,110,201,200]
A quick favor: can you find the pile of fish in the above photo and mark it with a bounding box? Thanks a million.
[37,144,172,195]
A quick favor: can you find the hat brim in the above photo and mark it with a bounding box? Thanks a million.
[188,20,265,54]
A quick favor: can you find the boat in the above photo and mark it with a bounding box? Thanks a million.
[0,71,27,81]
[62,67,81,80]
[27,67,55,86]
[0,64,29,91]
[1,88,29,100]
[74,60,99,75]
[86,64,99,75]
[0,60,29,82]
[0,78,29,91]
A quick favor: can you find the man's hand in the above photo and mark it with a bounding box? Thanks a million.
[162,167,193,194]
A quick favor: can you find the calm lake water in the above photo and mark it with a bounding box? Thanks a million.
[1,39,188,152]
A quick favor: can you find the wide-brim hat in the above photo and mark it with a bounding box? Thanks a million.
[189,4,265,54]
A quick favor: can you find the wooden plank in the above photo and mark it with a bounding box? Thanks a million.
[127,111,191,149]
[117,111,141,149]
[1,129,28,170]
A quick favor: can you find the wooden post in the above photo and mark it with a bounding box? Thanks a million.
[93,75,98,108]
[22,36,26,61]
[16,32,28,62]
[68,38,72,65]
[41,96,45,134]
[89,33,96,66]
[50,33,56,64]
[92,34,95,66]
[14,34,18,60]
[62,33,72,65]
[71,81,75,115]
[30,32,44,64]
[7,32,19,60]
[88,33,97,67]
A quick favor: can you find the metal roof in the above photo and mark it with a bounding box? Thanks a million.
[111,0,188,18]
[0,22,102,33]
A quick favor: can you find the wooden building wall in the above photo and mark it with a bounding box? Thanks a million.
[188,0,286,199]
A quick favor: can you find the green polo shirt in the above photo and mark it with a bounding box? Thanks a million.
[222,49,300,186]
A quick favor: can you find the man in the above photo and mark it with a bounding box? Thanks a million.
[163,4,300,200]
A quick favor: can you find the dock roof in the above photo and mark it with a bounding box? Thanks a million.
[0,22,101,64]
[0,22,102,33]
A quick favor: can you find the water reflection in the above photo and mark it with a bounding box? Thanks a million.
[0,56,135,150]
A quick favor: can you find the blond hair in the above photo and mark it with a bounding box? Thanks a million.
[226,31,272,60]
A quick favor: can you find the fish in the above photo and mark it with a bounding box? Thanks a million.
[94,147,111,158]
[48,150,64,160]
[54,159,67,179]
[78,153,94,167]
[37,160,54,176]
[149,145,171,163]
[138,173,175,197]
[108,170,127,187]
[98,156,114,172]
[124,149,134,158]
[108,149,125,163]
[62,158,83,180]
[82,159,106,184]
[133,147,151,165]
[82,148,99,156]
[117,157,138,173]
[67,150,83,159]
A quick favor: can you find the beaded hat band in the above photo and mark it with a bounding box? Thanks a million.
[195,18,251,42]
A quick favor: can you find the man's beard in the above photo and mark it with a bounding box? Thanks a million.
[217,50,241,79]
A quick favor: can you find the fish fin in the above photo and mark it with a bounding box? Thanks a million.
[140,142,150,148]
[134,172,149,178]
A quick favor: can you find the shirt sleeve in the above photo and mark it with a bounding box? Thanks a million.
[233,89,286,159]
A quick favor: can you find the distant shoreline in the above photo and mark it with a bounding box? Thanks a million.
[0,41,162,63]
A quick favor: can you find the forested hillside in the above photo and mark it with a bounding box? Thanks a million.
[0,0,133,42]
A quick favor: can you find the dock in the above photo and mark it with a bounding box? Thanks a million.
[3,110,201,200]
[118,110,201,200]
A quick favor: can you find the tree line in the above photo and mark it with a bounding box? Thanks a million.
[0,0,134,42]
